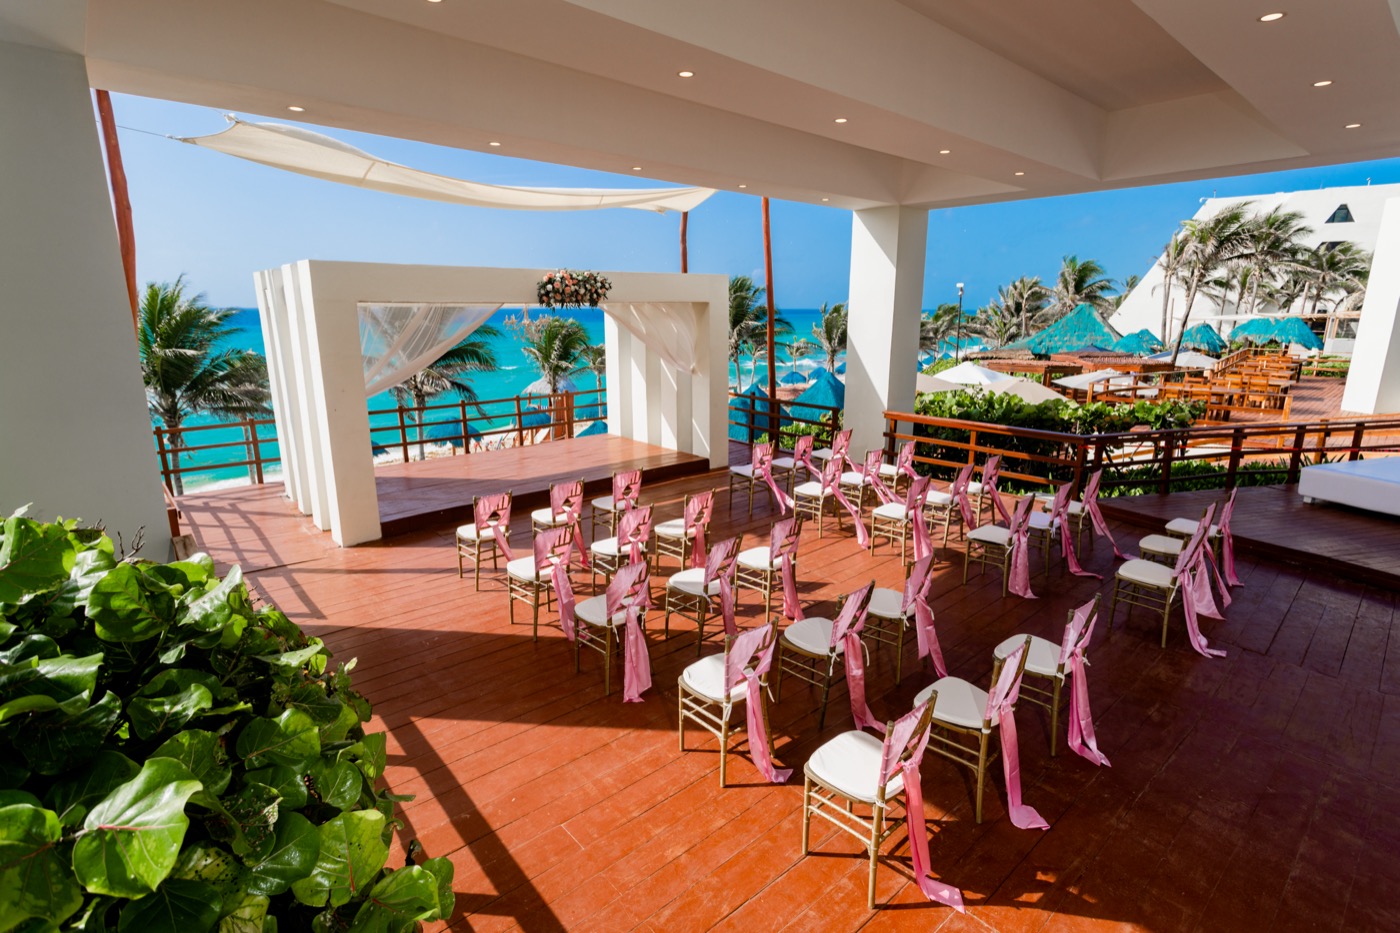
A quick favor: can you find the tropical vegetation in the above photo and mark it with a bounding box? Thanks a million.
[138,278,270,495]
[727,275,790,389]
[388,327,499,457]
[0,510,452,932]
[809,301,848,373]
[508,313,592,393]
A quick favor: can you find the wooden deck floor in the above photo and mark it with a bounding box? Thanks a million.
[184,475,1400,933]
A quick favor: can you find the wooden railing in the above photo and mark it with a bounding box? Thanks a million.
[728,393,843,449]
[153,416,279,491]
[882,409,1400,497]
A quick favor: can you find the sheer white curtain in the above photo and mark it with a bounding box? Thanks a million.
[599,302,700,373]
[358,303,503,397]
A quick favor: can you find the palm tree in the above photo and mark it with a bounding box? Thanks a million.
[1297,242,1372,317]
[138,277,270,495]
[968,300,1020,349]
[1045,256,1114,321]
[1241,206,1312,315]
[1168,202,1256,365]
[810,301,848,373]
[728,274,789,390]
[581,343,607,392]
[518,314,591,392]
[919,303,962,355]
[387,326,499,458]
[1109,274,1140,311]
[1155,232,1189,343]
[999,276,1048,335]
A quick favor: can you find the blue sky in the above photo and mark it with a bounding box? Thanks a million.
[110,92,1400,312]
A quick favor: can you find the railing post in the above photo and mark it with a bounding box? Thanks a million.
[1071,438,1087,495]
[1348,423,1365,461]
[1286,425,1308,483]
[883,413,896,460]
[1226,427,1243,488]
[1314,418,1331,464]
[459,400,469,455]
[1158,430,1174,494]
[515,395,525,448]
[397,405,410,463]
[250,420,264,484]
[154,427,171,488]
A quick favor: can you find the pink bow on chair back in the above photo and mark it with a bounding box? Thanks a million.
[616,504,653,564]
[550,479,590,570]
[950,465,977,529]
[683,490,715,568]
[606,560,653,702]
[753,442,794,513]
[822,456,872,547]
[769,516,805,620]
[1176,503,1227,659]
[1218,487,1242,586]
[895,440,918,479]
[831,582,882,733]
[536,527,577,639]
[703,536,742,635]
[1082,469,1126,558]
[1050,484,1098,579]
[902,553,946,677]
[1058,596,1109,766]
[985,640,1049,830]
[792,434,815,470]
[981,455,1014,525]
[611,469,642,510]
[863,449,899,506]
[1007,495,1038,599]
[831,428,853,466]
[878,701,965,912]
[473,492,514,561]
[723,625,792,783]
[906,476,934,562]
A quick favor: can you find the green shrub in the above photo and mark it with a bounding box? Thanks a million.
[0,510,452,933]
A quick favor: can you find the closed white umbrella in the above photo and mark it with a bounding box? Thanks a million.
[915,373,963,394]
[1053,368,1124,390]
[981,377,1070,404]
[1149,350,1219,371]
[938,361,1006,385]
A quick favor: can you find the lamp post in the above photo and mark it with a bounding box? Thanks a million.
[955,282,965,360]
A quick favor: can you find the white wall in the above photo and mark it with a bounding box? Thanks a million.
[0,41,170,553]
[1341,197,1400,414]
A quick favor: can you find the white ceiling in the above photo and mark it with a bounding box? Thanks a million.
[5,0,1398,210]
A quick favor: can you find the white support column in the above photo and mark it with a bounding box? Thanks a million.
[844,206,929,457]
[1341,197,1400,414]
[255,269,304,507]
[0,41,170,553]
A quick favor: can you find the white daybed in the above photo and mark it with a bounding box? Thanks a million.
[1298,457,1400,518]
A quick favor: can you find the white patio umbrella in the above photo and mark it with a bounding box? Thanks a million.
[915,373,963,394]
[981,377,1070,404]
[1053,368,1125,390]
[1149,350,1219,371]
[522,375,579,395]
[937,361,1006,385]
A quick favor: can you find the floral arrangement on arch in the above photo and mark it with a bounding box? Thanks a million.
[537,269,613,309]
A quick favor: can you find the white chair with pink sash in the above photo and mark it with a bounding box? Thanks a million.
[735,516,804,624]
[967,454,1014,526]
[871,475,933,567]
[802,699,965,912]
[728,442,792,516]
[652,489,714,571]
[993,595,1108,762]
[663,534,741,654]
[916,637,1047,828]
[838,449,885,515]
[924,464,976,547]
[772,434,815,493]
[877,439,920,496]
[678,622,790,787]
[775,582,878,730]
[588,503,652,590]
[588,468,642,540]
[1108,504,1227,657]
[793,457,870,546]
[529,478,590,570]
[565,558,653,700]
[963,494,1038,598]
[456,491,513,590]
[811,427,854,474]
[1165,486,1242,587]
[506,525,574,642]
[864,552,945,684]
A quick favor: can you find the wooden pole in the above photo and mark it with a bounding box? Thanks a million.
[762,197,778,438]
[680,211,689,273]
[94,90,139,333]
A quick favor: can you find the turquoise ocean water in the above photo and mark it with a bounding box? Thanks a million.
[172,306,826,491]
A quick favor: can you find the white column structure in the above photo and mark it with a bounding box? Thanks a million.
[0,40,171,553]
[1341,197,1400,415]
[843,206,930,457]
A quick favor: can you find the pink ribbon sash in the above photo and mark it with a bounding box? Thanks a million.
[1059,598,1109,767]
[794,434,820,479]
[550,480,591,570]
[1176,505,1226,659]
[703,536,741,636]
[538,527,576,638]
[474,492,514,561]
[830,428,853,473]
[725,627,792,783]
[753,443,793,513]
[1048,484,1100,579]
[616,505,652,565]
[611,469,642,511]
[1007,496,1038,600]
[821,459,870,547]
[950,465,977,530]
[552,560,577,641]
[1082,470,1126,559]
[902,555,945,677]
[1219,487,1242,587]
[895,440,919,481]
[880,703,964,912]
[771,518,804,621]
[907,476,934,563]
[987,641,1048,830]
[608,561,653,702]
[832,583,880,733]
[981,455,1014,526]
[684,491,714,569]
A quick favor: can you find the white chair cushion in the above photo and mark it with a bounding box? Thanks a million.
[967,481,986,495]
[1066,501,1087,516]
[455,524,498,541]
[793,481,825,498]
[878,463,900,478]
[737,546,778,571]
[530,508,571,527]
[866,586,908,620]
[1165,518,1220,538]
[839,471,867,486]
[915,677,989,730]
[506,556,549,582]
[808,730,905,803]
[872,502,909,521]
[667,567,720,597]
[591,495,622,513]
[781,617,842,656]
[1117,558,1175,587]
[1027,512,1059,532]
[993,635,1062,679]
[653,518,693,539]
[680,654,750,703]
[924,491,953,507]
[591,536,647,558]
[730,464,756,478]
[1139,534,1184,556]
[772,456,797,470]
[575,594,638,627]
[968,525,1011,546]
[812,449,834,461]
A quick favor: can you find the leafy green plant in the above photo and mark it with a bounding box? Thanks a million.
[0,510,453,933]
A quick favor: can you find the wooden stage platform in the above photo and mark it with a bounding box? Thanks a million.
[1098,484,1400,589]
[374,436,711,537]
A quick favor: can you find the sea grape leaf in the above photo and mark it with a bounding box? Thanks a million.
[0,516,77,605]
[171,843,246,916]
[0,694,60,723]
[289,810,387,908]
[116,878,220,933]
[0,652,102,715]
[254,642,325,669]
[87,563,168,643]
[286,686,343,725]
[128,669,220,739]
[311,759,362,811]
[244,765,308,811]
[207,782,280,861]
[45,750,139,828]
[49,546,119,618]
[0,801,84,930]
[217,892,270,933]
[18,690,122,775]
[236,709,321,770]
[320,702,361,746]
[182,565,243,633]
[72,757,202,898]
[347,864,442,933]
[420,856,455,923]
[152,730,232,798]
[0,634,59,665]
[341,733,386,784]
[243,811,319,897]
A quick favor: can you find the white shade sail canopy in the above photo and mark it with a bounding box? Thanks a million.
[181,118,715,214]
[358,302,502,397]
[600,302,700,374]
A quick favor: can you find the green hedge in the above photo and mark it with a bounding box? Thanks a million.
[0,510,452,933]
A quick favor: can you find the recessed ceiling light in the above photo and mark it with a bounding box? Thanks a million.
[427,0,443,4]
[1014,171,1025,176]
[1345,123,1362,129]
[1313,80,1333,87]
[677,70,694,78]
[939,149,951,155]
[488,141,501,147]
[287,105,305,112]
[821,197,830,202]
[1258,12,1285,22]
[631,166,642,171]
[738,184,747,189]
[833,117,848,124]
